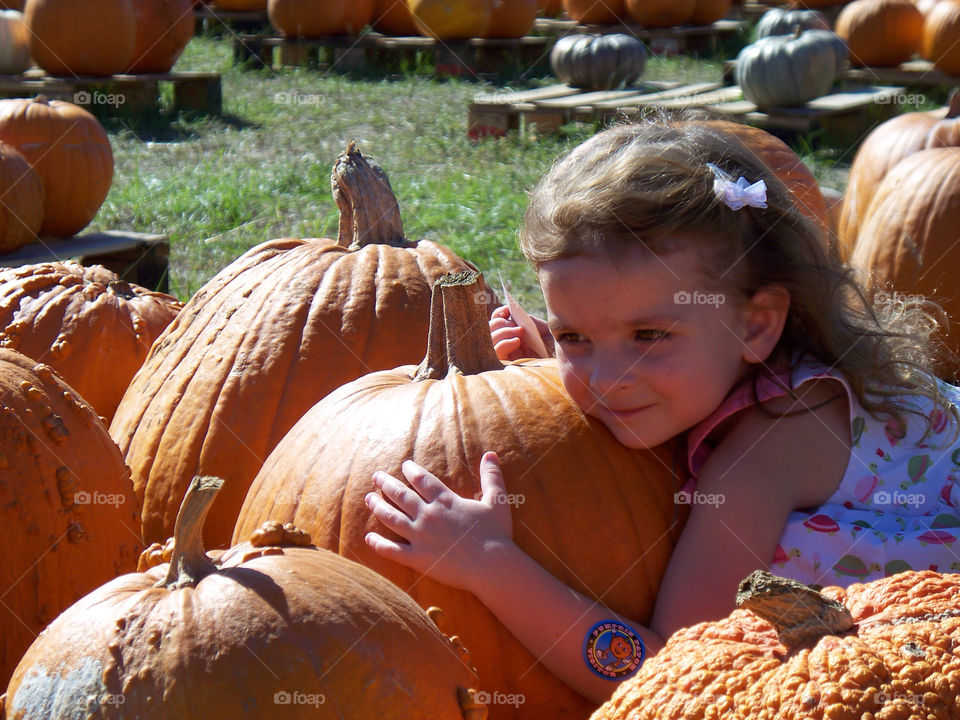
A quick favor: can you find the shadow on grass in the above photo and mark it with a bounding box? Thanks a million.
[99,111,257,143]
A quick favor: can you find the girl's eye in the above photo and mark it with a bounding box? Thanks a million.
[555,332,585,345]
[635,329,668,342]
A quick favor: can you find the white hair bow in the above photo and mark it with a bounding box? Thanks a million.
[707,162,767,211]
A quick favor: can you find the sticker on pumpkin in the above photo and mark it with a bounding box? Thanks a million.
[583,620,644,679]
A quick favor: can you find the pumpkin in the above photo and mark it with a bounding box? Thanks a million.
[1,476,485,720]
[550,33,647,90]
[371,0,418,34]
[790,0,850,6]
[0,10,30,74]
[624,0,695,27]
[0,262,182,423]
[109,143,496,550]
[212,0,266,8]
[537,0,562,16]
[0,0,24,9]
[562,0,625,24]
[233,271,686,720]
[0,141,42,252]
[922,0,960,74]
[24,0,136,76]
[754,7,830,37]
[592,570,960,719]
[337,0,373,33]
[838,91,960,258]
[126,0,195,73]
[849,147,960,377]
[268,0,347,36]
[913,0,940,16]
[484,0,537,37]
[735,29,848,109]
[408,0,492,39]
[0,96,113,238]
[0,348,140,690]
[834,0,924,67]
[690,0,731,24]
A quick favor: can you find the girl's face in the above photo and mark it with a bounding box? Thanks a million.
[539,244,787,449]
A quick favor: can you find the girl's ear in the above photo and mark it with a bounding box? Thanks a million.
[741,285,790,364]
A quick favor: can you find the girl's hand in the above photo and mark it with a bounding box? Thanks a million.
[489,305,554,361]
[364,451,514,594]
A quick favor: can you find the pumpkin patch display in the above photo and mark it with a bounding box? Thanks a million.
[754,7,830,38]
[624,0,696,27]
[550,33,647,90]
[24,0,136,76]
[0,10,30,74]
[834,0,924,67]
[0,348,141,690]
[591,570,960,719]
[126,0,195,73]
[268,0,347,36]
[484,0,537,37]
[408,0,492,39]
[922,0,960,74]
[0,96,113,238]
[0,262,183,423]
[233,271,685,720]
[1,476,484,720]
[109,143,496,550]
[0,141,42,253]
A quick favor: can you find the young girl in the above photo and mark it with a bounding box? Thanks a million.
[362,116,960,704]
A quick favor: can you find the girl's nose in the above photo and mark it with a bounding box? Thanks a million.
[588,352,638,399]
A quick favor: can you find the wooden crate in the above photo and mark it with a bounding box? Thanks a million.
[843,59,960,90]
[531,18,748,56]
[0,232,171,293]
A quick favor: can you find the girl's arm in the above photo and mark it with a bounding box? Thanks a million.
[364,452,664,704]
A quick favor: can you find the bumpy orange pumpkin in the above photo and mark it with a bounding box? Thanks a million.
[24,0,136,76]
[922,0,960,74]
[0,141,42,252]
[409,0,492,38]
[268,0,346,36]
[1,477,484,720]
[0,97,113,238]
[484,0,537,37]
[234,271,686,720]
[626,0,695,26]
[835,0,924,67]
[0,348,140,690]
[0,262,182,423]
[563,0,625,24]
[110,144,495,550]
[592,570,960,719]
[127,0,195,73]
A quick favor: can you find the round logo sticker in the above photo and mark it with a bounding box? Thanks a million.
[583,620,644,679]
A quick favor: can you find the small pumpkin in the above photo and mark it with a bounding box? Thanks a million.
[408,0,492,39]
[754,7,830,38]
[834,0,924,67]
[0,10,30,74]
[922,0,960,74]
[267,0,347,36]
[592,570,960,719]
[562,0,625,24]
[0,262,183,423]
[550,33,647,90]
[126,0,195,73]
[24,0,136,76]
[0,96,113,238]
[735,29,848,109]
[371,0,418,34]
[0,141,42,252]
[689,0,731,24]
[1,476,484,720]
[484,0,537,37]
[624,0,695,27]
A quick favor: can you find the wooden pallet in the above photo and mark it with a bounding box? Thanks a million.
[0,232,171,292]
[843,59,960,89]
[468,81,906,139]
[0,69,222,116]
[233,32,554,76]
[531,18,747,56]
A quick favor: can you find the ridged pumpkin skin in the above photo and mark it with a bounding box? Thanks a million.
[834,0,924,67]
[24,0,136,76]
[923,0,960,74]
[484,0,537,37]
[0,262,183,423]
[0,11,30,74]
[0,141,42,252]
[550,33,647,90]
[0,97,113,238]
[850,147,960,376]
[625,0,695,27]
[838,93,960,259]
[563,0,624,24]
[127,0,195,73]
[234,274,686,720]
[0,348,140,690]
[372,0,418,34]
[409,0,492,38]
[592,570,960,720]
[268,0,347,36]
[754,7,829,37]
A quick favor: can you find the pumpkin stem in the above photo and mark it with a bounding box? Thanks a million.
[156,475,223,590]
[735,570,854,649]
[948,89,960,119]
[415,270,504,381]
[331,141,412,251]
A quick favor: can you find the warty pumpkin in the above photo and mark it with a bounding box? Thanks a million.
[0,262,183,423]
[624,0,696,27]
[233,270,686,720]
[549,33,647,90]
[592,570,960,719]
[754,7,830,37]
[0,96,113,238]
[109,143,496,550]
[268,0,347,36]
[834,0,924,67]
[1,476,485,720]
[0,11,30,74]
[0,348,140,691]
[0,141,42,252]
[922,0,960,74]
[126,0,195,73]
[409,0,492,39]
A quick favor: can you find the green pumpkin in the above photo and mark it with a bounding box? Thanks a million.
[549,33,647,90]
[754,7,830,39]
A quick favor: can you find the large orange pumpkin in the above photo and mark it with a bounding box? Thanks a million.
[922,0,960,74]
[0,141,43,253]
[409,0,492,38]
[1,477,484,720]
[371,0,419,34]
[24,0,136,76]
[592,570,960,719]
[484,0,537,37]
[0,97,113,238]
[0,262,183,423]
[268,0,347,36]
[834,0,924,67]
[838,91,960,259]
[625,0,696,26]
[337,0,373,33]
[234,271,686,720]
[127,0,195,73]
[109,144,496,550]
[0,348,140,690]
[563,0,625,24]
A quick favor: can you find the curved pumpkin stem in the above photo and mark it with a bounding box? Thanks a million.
[736,570,854,649]
[156,475,223,590]
[415,270,504,381]
[331,141,411,251]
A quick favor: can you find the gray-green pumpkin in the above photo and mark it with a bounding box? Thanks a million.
[735,29,848,109]
[549,33,647,90]
[754,7,830,39]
